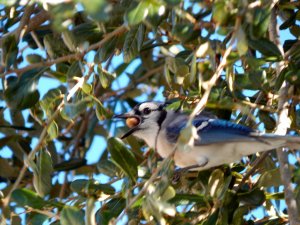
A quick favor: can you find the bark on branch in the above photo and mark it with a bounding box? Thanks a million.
[269,6,300,225]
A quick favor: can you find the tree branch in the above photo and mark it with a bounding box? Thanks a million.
[15,4,35,40]
[0,7,50,44]
[2,25,128,77]
[269,6,300,225]
[2,74,92,208]
[188,16,241,120]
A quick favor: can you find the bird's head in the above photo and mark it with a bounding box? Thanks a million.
[114,102,167,147]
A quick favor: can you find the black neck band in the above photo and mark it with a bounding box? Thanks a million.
[157,110,167,127]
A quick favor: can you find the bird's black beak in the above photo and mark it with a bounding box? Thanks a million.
[113,113,142,139]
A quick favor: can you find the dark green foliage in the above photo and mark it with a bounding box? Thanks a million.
[0,0,300,224]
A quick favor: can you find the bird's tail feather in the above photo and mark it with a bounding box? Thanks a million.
[258,134,300,149]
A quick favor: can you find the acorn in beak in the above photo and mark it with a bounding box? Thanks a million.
[113,113,141,139]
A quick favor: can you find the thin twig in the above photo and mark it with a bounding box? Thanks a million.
[235,151,270,191]
[30,31,44,50]
[26,207,60,220]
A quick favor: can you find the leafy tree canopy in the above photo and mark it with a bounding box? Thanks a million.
[0,0,300,224]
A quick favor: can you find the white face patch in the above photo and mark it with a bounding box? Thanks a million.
[138,102,160,112]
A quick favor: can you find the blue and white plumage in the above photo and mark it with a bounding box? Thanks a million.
[115,102,300,170]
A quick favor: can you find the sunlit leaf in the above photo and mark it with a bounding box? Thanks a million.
[47,121,58,140]
[208,169,224,198]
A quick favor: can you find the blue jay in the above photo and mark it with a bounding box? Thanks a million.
[115,102,300,170]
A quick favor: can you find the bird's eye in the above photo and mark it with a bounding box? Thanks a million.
[143,107,151,115]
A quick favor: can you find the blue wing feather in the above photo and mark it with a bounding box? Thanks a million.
[166,114,255,145]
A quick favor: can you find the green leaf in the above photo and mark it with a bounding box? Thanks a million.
[0,158,18,178]
[238,189,266,206]
[67,61,83,79]
[248,38,282,58]
[125,0,151,25]
[40,88,63,116]
[53,158,87,171]
[63,97,92,119]
[32,149,53,197]
[70,179,115,196]
[95,100,111,120]
[212,2,229,25]
[203,209,219,225]
[27,213,48,225]
[43,34,70,59]
[97,159,122,177]
[62,30,77,52]
[2,35,18,68]
[187,55,197,85]
[99,71,110,89]
[79,0,111,21]
[47,121,59,140]
[236,28,248,56]
[208,169,224,198]
[72,22,103,44]
[95,36,118,63]
[96,198,126,225]
[266,192,284,200]
[4,69,42,110]
[166,56,189,77]
[172,23,199,43]
[163,0,181,6]
[81,83,92,94]
[123,24,145,63]
[26,54,43,64]
[170,194,208,206]
[257,168,282,187]
[251,8,271,38]
[107,137,138,182]
[11,189,47,209]
[232,206,248,225]
[61,206,84,225]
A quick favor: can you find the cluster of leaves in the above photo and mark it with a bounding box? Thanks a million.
[0,0,300,224]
